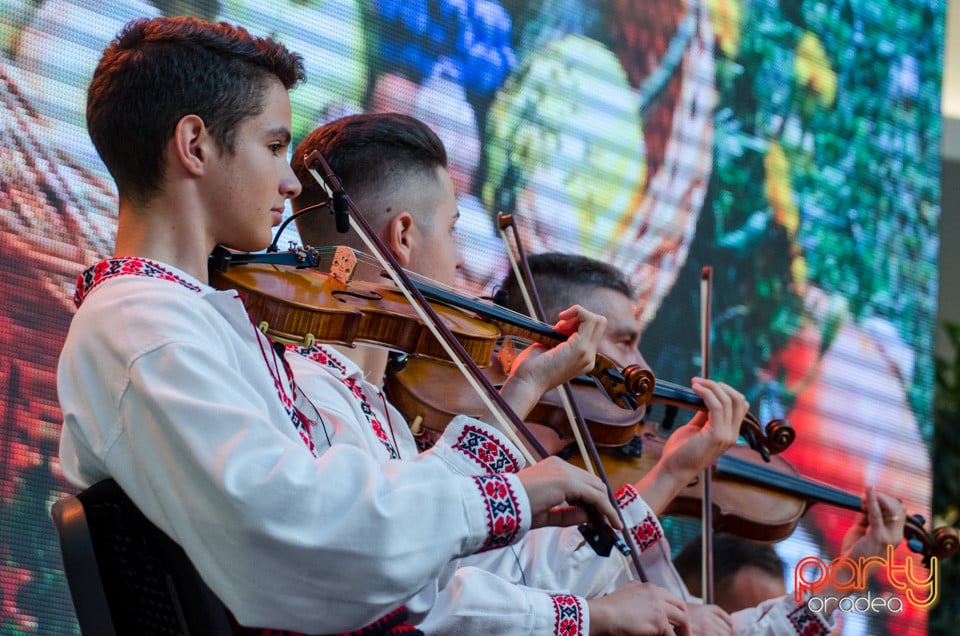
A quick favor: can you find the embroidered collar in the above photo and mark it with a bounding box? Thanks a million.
[75,257,203,308]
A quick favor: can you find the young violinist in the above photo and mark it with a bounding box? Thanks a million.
[495,252,912,634]
[289,114,909,636]
[55,18,627,635]
[291,114,746,633]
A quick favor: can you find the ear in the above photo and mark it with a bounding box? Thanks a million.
[171,114,210,177]
[382,211,416,267]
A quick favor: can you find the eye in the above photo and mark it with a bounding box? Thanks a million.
[269,142,287,155]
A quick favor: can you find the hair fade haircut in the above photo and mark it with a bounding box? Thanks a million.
[86,16,305,204]
[291,113,448,215]
[494,252,634,323]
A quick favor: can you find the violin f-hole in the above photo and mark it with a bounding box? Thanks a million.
[332,288,384,302]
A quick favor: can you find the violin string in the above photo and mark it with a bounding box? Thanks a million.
[717,454,860,510]
[312,247,552,329]
[306,181,543,465]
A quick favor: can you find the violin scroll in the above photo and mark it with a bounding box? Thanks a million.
[762,419,795,455]
[609,364,795,461]
[905,515,960,567]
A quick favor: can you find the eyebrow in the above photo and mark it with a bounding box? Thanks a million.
[608,325,639,341]
[266,127,292,144]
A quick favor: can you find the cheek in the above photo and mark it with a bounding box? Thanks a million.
[597,340,622,364]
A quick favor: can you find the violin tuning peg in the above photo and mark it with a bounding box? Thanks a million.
[907,537,924,554]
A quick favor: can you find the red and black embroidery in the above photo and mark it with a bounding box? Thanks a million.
[289,344,399,459]
[74,257,202,307]
[343,377,399,459]
[287,343,347,375]
[258,336,318,457]
[551,594,584,636]
[453,424,521,474]
[786,604,831,635]
[629,511,663,552]
[473,474,522,551]
[615,483,638,509]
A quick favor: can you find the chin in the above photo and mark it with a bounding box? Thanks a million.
[224,235,272,253]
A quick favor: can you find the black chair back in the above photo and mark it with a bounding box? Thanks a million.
[51,479,235,636]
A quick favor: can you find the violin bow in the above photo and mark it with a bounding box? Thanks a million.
[302,151,543,460]
[700,266,715,604]
[303,151,624,558]
[497,213,644,576]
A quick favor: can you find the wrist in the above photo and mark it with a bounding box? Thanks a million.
[497,374,542,421]
[633,462,688,516]
[586,597,609,636]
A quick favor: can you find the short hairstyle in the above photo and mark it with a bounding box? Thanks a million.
[494,252,634,323]
[290,113,448,245]
[87,16,305,204]
[672,532,786,597]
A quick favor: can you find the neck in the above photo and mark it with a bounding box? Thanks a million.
[112,190,215,283]
[332,344,390,385]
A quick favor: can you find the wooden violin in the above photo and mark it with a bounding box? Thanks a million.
[210,245,793,459]
[384,343,795,460]
[566,423,959,567]
[209,246,501,365]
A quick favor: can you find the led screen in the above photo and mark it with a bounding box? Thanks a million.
[0,0,944,634]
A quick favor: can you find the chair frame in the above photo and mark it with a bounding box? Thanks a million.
[51,479,235,636]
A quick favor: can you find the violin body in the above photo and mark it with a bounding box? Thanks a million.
[386,354,640,449]
[566,423,958,562]
[210,261,500,364]
[566,426,807,543]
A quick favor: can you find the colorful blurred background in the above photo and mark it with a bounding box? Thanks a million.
[0,0,949,633]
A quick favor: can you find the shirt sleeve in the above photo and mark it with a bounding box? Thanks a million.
[417,416,526,475]
[730,595,834,635]
[413,566,590,636]
[58,289,532,633]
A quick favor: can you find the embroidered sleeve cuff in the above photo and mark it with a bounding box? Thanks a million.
[614,484,664,551]
[548,594,587,636]
[428,416,524,476]
[464,474,531,554]
[786,602,834,635]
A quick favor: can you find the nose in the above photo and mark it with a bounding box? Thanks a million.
[637,349,653,371]
[281,161,302,200]
[632,349,651,371]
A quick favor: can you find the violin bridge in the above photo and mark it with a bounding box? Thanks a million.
[330,246,357,284]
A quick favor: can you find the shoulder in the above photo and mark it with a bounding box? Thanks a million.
[68,265,245,363]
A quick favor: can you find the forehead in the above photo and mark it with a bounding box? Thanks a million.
[240,79,292,133]
[583,287,640,329]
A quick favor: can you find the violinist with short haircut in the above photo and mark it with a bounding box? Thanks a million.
[56,18,628,635]
[495,252,911,635]
[287,113,909,635]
